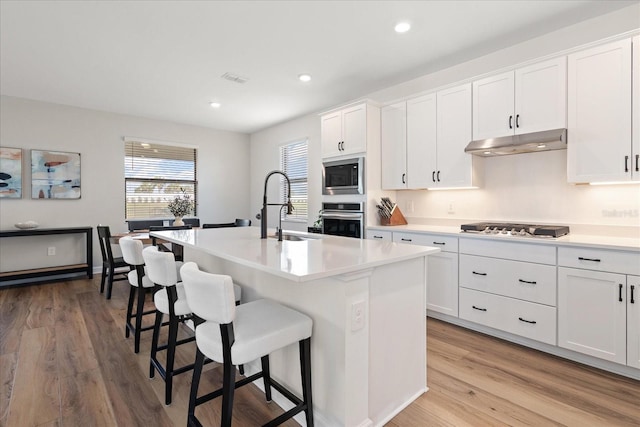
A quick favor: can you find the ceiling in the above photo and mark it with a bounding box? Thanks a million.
[1,1,636,134]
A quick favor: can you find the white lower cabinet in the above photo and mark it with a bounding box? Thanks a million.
[394,232,459,317]
[459,238,557,345]
[628,275,640,369]
[558,267,627,364]
[460,288,557,345]
[558,245,640,367]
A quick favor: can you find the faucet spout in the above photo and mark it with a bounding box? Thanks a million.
[261,170,293,239]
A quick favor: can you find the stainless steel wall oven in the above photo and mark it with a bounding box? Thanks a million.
[321,202,364,239]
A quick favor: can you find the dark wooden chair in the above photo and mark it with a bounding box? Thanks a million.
[96,225,130,299]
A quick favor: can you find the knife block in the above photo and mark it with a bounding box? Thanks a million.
[380,205,408,226]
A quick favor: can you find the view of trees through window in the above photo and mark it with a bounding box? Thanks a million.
[124,140,197,219]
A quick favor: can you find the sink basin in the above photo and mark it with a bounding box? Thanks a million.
[269,233,318,241]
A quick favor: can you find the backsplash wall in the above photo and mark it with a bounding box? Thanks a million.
[394,149,640,230]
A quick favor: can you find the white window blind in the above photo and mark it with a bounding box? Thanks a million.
[124,140,197,219]
[280,140,308,220]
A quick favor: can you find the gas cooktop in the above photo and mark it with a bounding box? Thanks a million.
[460,222,570,238]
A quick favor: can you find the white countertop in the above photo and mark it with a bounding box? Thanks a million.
[368,224,640,251]
[151,227,440,282]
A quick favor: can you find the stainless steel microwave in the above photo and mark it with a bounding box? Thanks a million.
[322,157,364,195]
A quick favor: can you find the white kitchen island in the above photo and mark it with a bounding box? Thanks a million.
[150,227,440,427]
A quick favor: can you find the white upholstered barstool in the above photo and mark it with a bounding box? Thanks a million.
[118,236,156,354]
[180,262,314,427]
[142,246,243,406]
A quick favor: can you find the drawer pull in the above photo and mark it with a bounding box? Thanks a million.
[401,238,412,242]
[472,305,487,312]
[373,236,383,239]
[432,242,446,246]
[619,283,623,302]
[578,257,601,262]
[472,271,487,276]
[518,279,537,285]
[518,317,537,324]
[631,285,635,304]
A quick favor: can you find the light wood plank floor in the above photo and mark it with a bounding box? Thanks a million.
[1,277,638,426]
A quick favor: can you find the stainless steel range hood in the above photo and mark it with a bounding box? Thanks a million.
[464,128,567,157]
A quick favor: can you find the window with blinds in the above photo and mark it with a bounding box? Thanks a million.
[124,139,197,219]
[280,139,308,221]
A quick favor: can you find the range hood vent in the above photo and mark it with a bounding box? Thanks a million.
[465,128,567,157]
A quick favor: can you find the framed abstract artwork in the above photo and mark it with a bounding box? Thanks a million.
[0,147,22,198]
[31,150,81,199]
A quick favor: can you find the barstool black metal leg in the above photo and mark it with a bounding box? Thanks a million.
[261,355,272,402]
[125,285,135,338]
[221,358,236,427]
[134,285,146,353]
[300,338,314,427]
[188,348,205,427]
[164,315,179,405]
[150,310,163,378]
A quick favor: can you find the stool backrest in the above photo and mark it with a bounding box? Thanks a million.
[119,236,145,266]
[142,246,178,287]
[180,262,236,324]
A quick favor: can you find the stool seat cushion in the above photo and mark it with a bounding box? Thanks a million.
[196,299,312,365]
[154,284,192,316]
[127,268,155,288]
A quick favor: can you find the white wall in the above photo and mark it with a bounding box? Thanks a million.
[249,113,321,232]
[0,96,250,271]
[249,4,640,234]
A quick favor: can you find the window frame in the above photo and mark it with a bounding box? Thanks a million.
[124,137,198,220]
[279,138,308,222]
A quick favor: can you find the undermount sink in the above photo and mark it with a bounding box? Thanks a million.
[269,233,318,241]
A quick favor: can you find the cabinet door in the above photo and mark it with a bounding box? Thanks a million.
[427,251,459,317]
[407,94,436,189]
[321,111,343,158]
[437,83,473,188]
[341,104,367,156]
[472,71,514,140]
[567,39,632,183]
[558,267,627,364]
[515,57,567,135]
[628,275,640,369]
[633,36,640,181]
[381,102,407,189]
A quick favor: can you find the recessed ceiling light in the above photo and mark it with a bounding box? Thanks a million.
[298,74,312,82]
[394,22,411,33]
[209,102,221,108]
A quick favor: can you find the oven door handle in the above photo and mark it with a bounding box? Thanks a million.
[321,212,364,220]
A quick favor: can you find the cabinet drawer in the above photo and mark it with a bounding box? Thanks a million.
[367,230,392,241]
[394,232,458,252]
[558,247,640,276]
[460,238,555,264]
[460,288,557,345]
[460,254,556,306]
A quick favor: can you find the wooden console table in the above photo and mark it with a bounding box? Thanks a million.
[0,226,93,284]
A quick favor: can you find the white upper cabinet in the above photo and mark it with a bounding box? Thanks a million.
[381,84,477,190]
[407,94,437,189]
[473,57,567,140]
[381,102,407,189]
[436,83,475,188]
[321,103,367,158]
[633,35,640,181]
[567,39,632,183]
